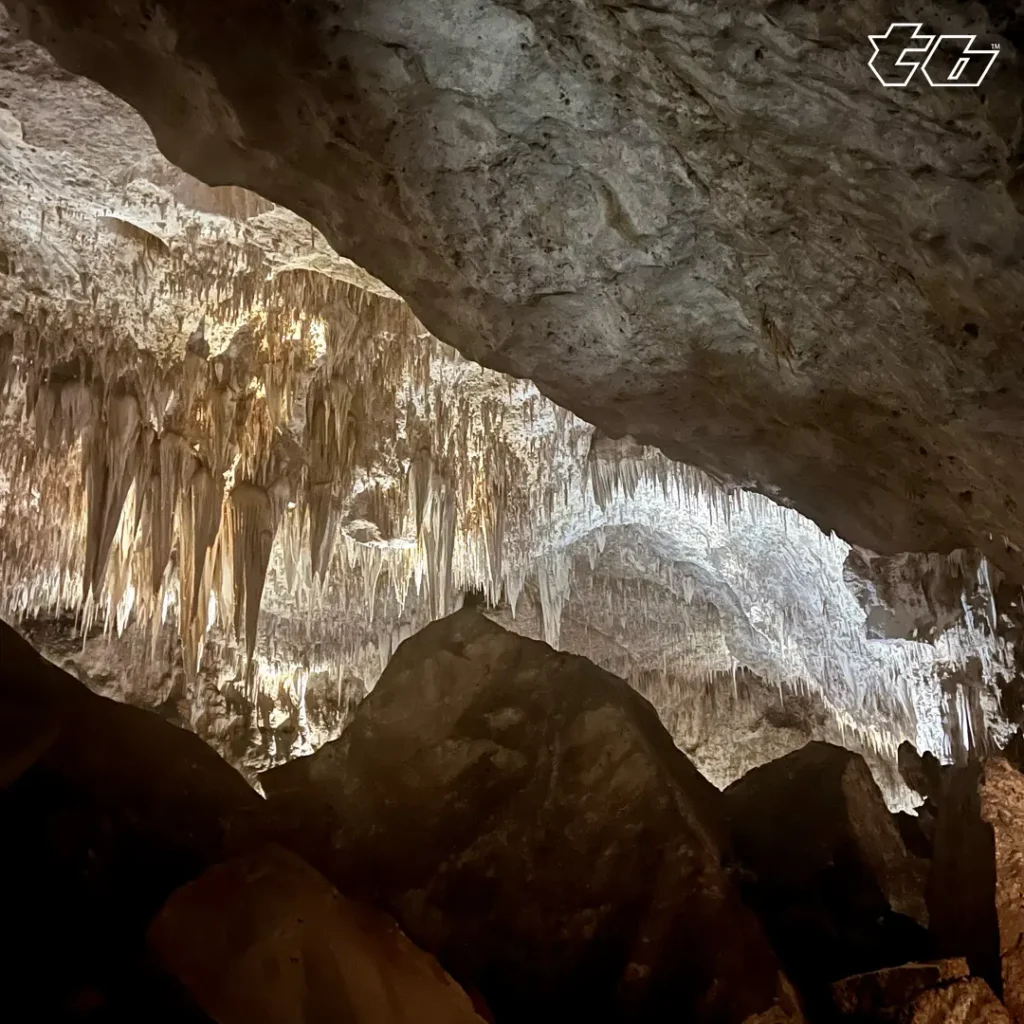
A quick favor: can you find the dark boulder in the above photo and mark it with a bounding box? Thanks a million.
[897,742,945,853]
[260,607,803,1023]
[0,617,258,1020]
[724,742,932,1018]
[894,811,933,861]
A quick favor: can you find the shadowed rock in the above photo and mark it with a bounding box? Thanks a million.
[260,607,804,1023]
[832,959,968,1021]
[724,742,932,1017]
[928,758,1024,1023]
[0,617,258,1020]
[149,844,488,1024]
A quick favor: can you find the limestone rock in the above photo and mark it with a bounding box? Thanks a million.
[724,742,932,1015]
[832,959,969,1020]
[260,607,803,1023]
[929,758,1024,1023]
[148,844,487,1024]
[0,7,1015,789]
[11,0,1024,571]
[0,617,259,1019]
[906,978,1011,1024]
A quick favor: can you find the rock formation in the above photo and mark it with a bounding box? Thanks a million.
[905,978,1013,1024]
[832,958,970,1020]
[260,606,805,1023]
[724,742,932,1017]
[3,604,1021,1022]
[928,757,1024,1022]
[835,964,1012,1023]
[8,0,1023,576]
[148,844,489,1024]
[0,1,1022,1020]
[0,617,258,1020]
[0,4,1020,798]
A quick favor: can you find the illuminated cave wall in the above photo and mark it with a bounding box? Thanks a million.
[0,7,1017,806]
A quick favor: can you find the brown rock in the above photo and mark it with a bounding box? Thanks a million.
[260,608,803,1023]
[724,742,932,1016]
[0,618,259,1018]
[929,758,1024,1023]
[832,959,969,1020]
[906,978,1011,1024]
[148,844,487,1024]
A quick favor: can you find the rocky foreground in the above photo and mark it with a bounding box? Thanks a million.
[1,609,1021,1023]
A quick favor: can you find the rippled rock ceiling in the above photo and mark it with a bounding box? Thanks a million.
[0,3,1021,802]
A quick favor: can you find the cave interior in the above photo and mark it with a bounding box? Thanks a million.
[0,2,1022,1023]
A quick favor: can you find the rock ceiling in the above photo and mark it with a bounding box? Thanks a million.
[0,4,1021,802]
[10,0,1024,570]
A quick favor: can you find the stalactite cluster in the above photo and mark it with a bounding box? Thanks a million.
[0,34,1016,783]
[0,256,1015,774]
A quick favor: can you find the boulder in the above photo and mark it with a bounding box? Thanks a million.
[905,978,1011,1024]
[928,758,1024,1023]
[260,607,803,1023]
[723,742,932,1017]
[832,959,968,1020]
[0,618,259,1019]
[148,844,487,1024]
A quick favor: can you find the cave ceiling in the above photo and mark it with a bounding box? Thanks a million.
[8,0,1024,572]
[0,3,1022,800]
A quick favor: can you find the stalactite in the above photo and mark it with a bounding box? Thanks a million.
[149,432,189,595]
[82,388,143,601]
[229,481,279,681]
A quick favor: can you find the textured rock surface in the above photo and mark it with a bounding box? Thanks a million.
[724,742,932,1016]
[929,758,1024,1023]
[0,5,1019,791]
[0,616,258,1019]
[906,977,1012,1024]
[260,607,804,1023]
[149,844,488,1024]
[9,0,1024,575]
[832,958,969,1020]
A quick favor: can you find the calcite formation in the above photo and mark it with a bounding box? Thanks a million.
[0,8,1020,794]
